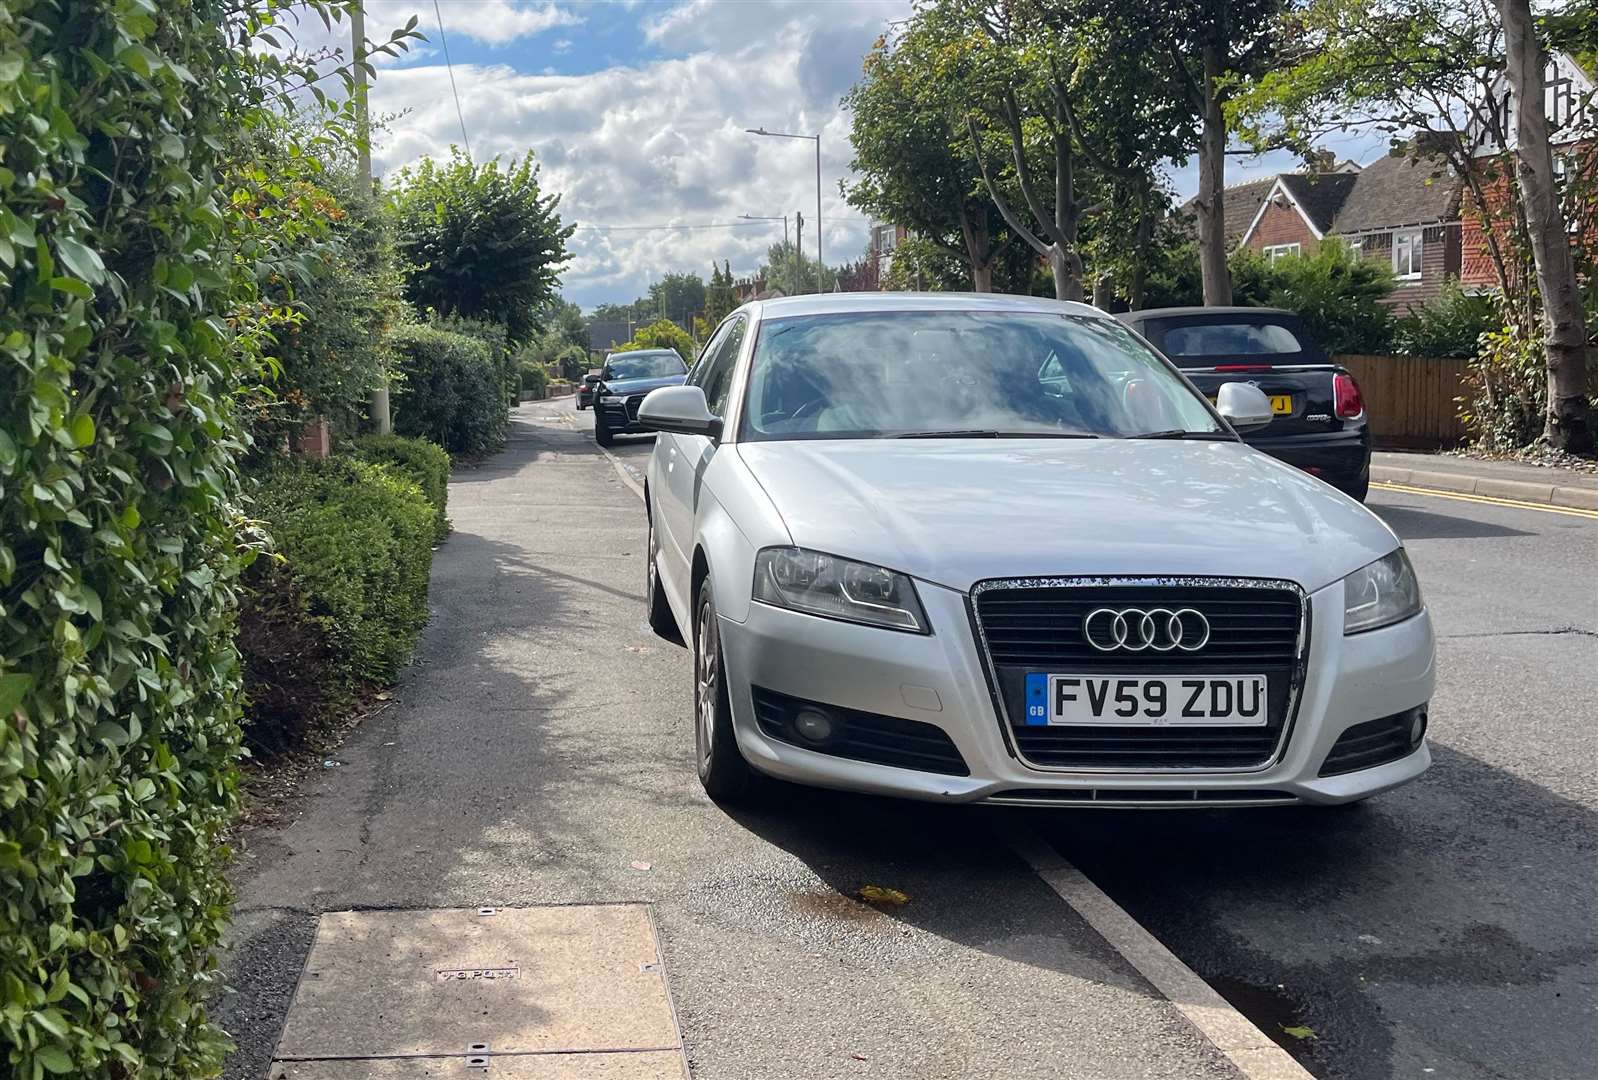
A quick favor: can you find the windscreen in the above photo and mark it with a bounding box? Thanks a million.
[742,311,1222,441]
[607,352,686,379]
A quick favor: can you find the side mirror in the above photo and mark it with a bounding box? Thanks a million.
[637,385,723,439]
[1215,382,1274,433]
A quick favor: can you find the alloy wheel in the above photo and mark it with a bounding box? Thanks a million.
[695,600,717,768]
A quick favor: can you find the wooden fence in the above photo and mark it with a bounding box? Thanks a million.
[1334,354,1471,449]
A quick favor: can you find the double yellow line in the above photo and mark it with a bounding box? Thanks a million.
[1372,481,1598,520]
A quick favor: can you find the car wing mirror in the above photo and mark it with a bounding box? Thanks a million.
[637,385,724,439]
[1215,381,1274,433]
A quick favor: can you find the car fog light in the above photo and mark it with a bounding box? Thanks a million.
[1409,708,1427,748]
[793,707,835,744]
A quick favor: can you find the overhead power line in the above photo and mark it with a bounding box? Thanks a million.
[571,221,776,233]
[431,0,471,159]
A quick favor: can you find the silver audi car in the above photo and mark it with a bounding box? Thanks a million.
[636,294,1434,808]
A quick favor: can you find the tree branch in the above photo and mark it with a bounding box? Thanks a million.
[1002,89,1068,247]
[966,113,1049,257]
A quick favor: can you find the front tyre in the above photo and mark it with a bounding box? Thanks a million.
[595,407,615,447]
[646,510,684,646]
[694,576,757,803]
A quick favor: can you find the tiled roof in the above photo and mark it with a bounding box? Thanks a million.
[1328,152,1463,233]
[1277,172,1360,234]
[1178,177,1278,244]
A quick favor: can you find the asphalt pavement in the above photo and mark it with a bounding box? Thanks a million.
[219,401,1597,1080]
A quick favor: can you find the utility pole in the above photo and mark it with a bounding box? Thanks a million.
[353,1,390,433]
[745,127,822,294]
[795,210,804,296]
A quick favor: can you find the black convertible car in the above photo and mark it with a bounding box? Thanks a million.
[592,349,688,447]
[1117,306,1372,501]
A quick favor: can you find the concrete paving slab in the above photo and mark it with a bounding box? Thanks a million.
[270,1050,688,1079]
[273,906,680,1060]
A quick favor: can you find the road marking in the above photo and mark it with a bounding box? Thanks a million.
[1373,481,1598,519]
[1009,830,1314,1080]
[573,411,1313,1078]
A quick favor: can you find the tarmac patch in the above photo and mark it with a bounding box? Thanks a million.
[269,905,687,1078]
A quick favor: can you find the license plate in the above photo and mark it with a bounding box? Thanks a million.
[1025,674,1269,727]
[1269,394,1293,415]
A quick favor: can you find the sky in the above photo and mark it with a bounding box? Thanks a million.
[309,0,1382,311]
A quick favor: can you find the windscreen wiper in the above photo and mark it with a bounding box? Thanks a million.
[1125,429,1234,440]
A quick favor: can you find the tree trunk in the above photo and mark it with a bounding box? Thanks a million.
[1129,199,1153,310]
[958,205,994,292]
[1092,272,1114,310]
[1501,0,1592,452]
[1047,246,1082,301]
[1195,42,1232,306]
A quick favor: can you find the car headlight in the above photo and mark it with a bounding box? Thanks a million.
[1343,548,1422,634]
[753,547,929,633]
[600,393,621,403]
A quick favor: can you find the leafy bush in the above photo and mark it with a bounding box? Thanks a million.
[241,459,434,753]
[0,2,256,1075]
[391,324,508,456]
[1232,240,1396,354]
[355,435,451,542]
[519,360,551,399]
[1392,282,1498,358]
[614,318,696,363]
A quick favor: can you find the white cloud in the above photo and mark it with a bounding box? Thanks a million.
[366,2,905,308]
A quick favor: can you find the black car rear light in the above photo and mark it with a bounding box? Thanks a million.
[1334,373,1364,419]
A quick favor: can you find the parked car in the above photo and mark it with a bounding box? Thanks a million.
[637,294,1432,808]
[1115,307,1371,501]
[593,349,689,447]
[577,370,602,410]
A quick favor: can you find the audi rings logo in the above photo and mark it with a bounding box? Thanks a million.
[1083,607,1210,652]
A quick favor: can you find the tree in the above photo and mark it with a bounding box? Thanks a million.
[390,149,573,343]
[614,318,696,363]
[1141,0,1290,305]
[759,241,838,294]
[844,19,1014,291]
[705,261,738,323]
[647,271,707,326]
[1501,0,1591,451]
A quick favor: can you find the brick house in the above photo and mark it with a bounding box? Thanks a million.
[1195,152,1464,308]
[1458,50,1597,288]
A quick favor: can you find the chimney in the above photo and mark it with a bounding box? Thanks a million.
[1312,147,1336,172]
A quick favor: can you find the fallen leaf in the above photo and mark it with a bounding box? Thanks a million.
[1280,1025,1317,1040]
[376,691,392,701]
[630,860,652,872]
[858,884,910,907]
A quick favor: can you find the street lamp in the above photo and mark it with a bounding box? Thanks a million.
[746,127,822,293]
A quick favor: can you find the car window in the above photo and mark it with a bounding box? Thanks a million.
[691,316,745,417]
[742,310,1221,441]
[1159,321,1304,359]
[606,351,686,380]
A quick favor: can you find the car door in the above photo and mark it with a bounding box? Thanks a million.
[657,317,744,596]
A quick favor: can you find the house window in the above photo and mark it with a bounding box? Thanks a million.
[1263,243,1301,261]
[1393,229,1423,280]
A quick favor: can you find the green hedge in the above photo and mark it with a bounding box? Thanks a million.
[355,434,451,542]
[240,459,434,754]
[0,1,251,1075]
[391,324,507,456]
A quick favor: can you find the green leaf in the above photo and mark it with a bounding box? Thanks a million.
[34,1047,73,1075]
[0,55,23,85]
[0,673,32,716]
[69,413,95,448]
[53,237,106,284]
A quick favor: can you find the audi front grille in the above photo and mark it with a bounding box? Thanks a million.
[970,578,1308,771]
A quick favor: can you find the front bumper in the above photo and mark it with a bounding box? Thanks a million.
[718,577,1433,806]
[596,397,649,434]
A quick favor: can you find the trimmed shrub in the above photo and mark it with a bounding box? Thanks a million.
[0,2,258,1077]
[355,434,451,542]
[1393,282,1497,359]
[241,459,434,753]
[1232,241,1396,354]
[519,360,551,399]
[391,324,507,456]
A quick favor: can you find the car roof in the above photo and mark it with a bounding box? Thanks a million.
[745,291,1111,320]
[1119,306,1295,322]
[607,348,680,357]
